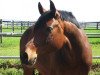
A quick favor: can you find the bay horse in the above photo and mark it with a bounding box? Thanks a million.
[20,0,92,75]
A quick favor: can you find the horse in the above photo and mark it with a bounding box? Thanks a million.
[20,0,92,75]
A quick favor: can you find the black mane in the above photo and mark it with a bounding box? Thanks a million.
[35,10,80,29]
[59,10,80,28]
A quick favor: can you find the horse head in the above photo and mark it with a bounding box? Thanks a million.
[33,0,67,55]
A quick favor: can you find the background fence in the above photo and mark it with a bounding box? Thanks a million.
[80,22,100,30]
[2,20,35,33]
[0,20,100,75]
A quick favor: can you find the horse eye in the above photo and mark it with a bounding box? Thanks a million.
[46,26,53,32]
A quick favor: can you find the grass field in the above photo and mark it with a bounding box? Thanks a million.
[0,26,100,75]
[0,37,20,56]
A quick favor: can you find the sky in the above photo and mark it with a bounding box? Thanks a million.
[0,0,100,22]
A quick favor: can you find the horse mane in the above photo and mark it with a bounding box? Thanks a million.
[34,10,80,30]
[58,10,80,28]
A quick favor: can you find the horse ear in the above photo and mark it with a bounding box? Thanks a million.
[38,2,45,14]
[50,0,56,13]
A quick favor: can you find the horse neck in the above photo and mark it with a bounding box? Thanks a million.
[50,38,77,70]
[63,21,85,60]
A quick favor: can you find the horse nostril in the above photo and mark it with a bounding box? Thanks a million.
[23,52,28,59]
[20,52,28,64]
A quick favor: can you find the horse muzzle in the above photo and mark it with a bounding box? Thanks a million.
[20,51,37,67]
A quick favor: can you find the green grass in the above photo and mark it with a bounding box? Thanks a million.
[84,30,100,33]
[84,29,100,56]
[0,37,20,56]
[88,38,100,56]
[0,68,23,75]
